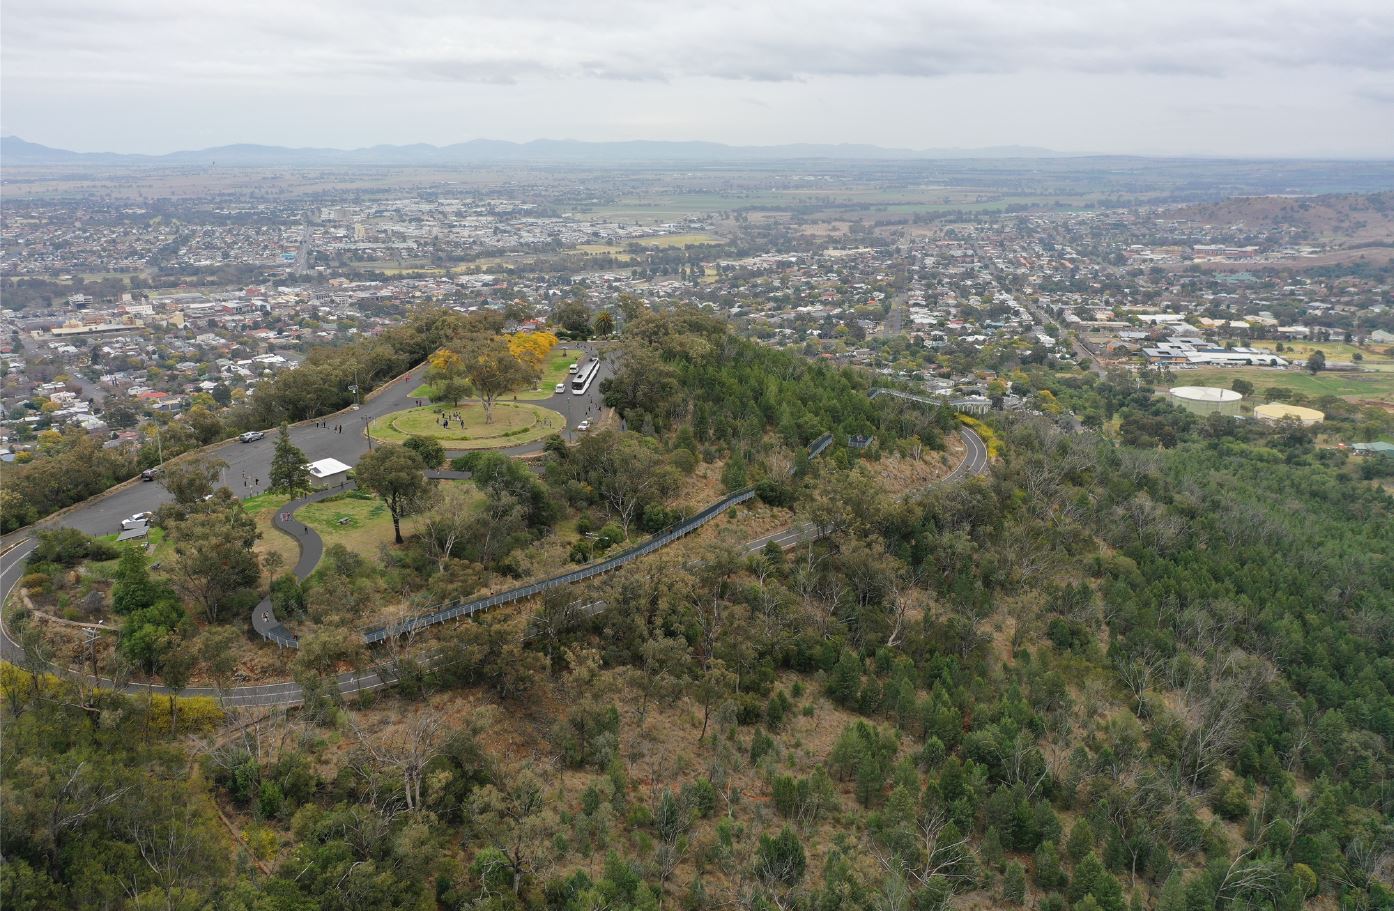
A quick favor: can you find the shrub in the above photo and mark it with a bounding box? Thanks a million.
[270,574,306,618]
[144,695,226,735]
[750,730,774,764]
[766,690,791,730]
[19,572,50,594]
[244,824,278,861]
[30,527,119,567]
[683,778,718,818]
[670,448,697,474]
[641,503,676,533]
[1292,862,1316,897]
[756,827,806,887]
[1003,860,1027,904]
[1209,778,1250,821]
[755,476,795,507]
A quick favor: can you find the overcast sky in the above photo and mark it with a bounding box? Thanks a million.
[3,0,1393,157]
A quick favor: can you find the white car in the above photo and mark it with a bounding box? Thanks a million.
[576,420,591,432]
[239,430,265,443]
[121,512,150,530]
[555,382,567,393]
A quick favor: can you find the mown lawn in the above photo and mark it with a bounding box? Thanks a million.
[1242,340,1394,372]
[1179,367,1394,402]
[369,401,565,450]
[299,482,482,552]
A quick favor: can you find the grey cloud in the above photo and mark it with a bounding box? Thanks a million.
[5,0,1394,87]
[1355,84,1394,105]
[3,0,1392,158]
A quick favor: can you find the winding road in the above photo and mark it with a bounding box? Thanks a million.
[0,377,987,707]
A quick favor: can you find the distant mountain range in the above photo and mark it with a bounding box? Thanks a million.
[1,135,1064,166]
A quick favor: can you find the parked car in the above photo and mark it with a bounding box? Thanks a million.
[576,420,591,432]
[239,430,265,443]
[121,512,150,530]
[555,382,567,393]
[140,467,162,481]
[568,363,579,374]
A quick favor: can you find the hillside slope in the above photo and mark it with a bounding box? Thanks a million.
[1172,191,1394,246]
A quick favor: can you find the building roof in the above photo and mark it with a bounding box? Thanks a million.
[306,457,352,479]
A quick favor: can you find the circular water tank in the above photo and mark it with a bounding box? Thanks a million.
[1254,403,1324,426]
[1168,385,1242,415]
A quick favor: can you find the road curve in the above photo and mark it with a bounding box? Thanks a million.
[1,388,988,707]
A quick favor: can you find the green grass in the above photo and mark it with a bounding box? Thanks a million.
[1240,340,1394,372]
[369,401,565,450]
[300,482,483,551]
[1179,368,1394,402]
[298,491,395,552]
[410,347,584,402]
[240,491,292,515]
[90,527,169,569]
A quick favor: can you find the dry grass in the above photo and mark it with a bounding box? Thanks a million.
[874,435,968,493]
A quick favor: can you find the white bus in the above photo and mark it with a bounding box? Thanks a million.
[571,359,600,395]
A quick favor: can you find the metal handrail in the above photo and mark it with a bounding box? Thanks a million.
[264,429,838,647]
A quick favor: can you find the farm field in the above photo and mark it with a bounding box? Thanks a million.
[1179,366,1394,401]
[574,232,722,254]
[577,187,1110,221]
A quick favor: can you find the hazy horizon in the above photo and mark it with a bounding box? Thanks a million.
[8,134,1394,163]
[3,0,1393,159]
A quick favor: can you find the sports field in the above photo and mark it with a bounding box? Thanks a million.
[1179,367,1394,402]
[1245,340,1394,372]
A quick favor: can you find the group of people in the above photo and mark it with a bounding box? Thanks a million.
[313,420,344,434]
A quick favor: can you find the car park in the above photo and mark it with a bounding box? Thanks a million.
[239,430,265,442]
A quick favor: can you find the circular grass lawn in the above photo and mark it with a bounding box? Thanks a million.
[369,401,566,450]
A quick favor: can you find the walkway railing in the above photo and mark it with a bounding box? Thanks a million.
[262,431,835,648]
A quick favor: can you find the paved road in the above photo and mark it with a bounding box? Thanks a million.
[251,486,338,646]
[0,349,610,682]
[295,220,314,273]
[0,347,609,547]
[70,373,108,406]
[0,379,986,707]
[252,468,475,647]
